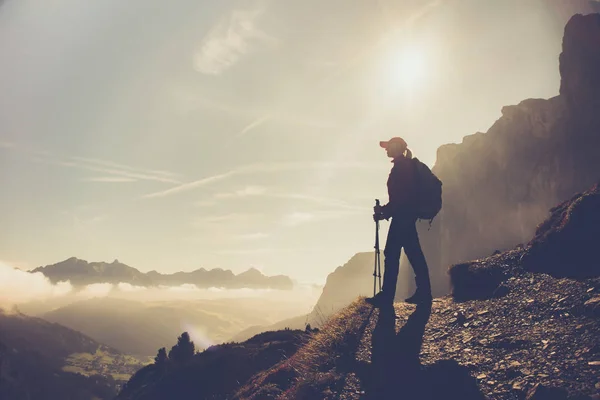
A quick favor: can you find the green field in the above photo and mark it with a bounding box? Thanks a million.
[63,347,151,384]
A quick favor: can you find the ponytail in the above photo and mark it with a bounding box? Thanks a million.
[404,148,413,159]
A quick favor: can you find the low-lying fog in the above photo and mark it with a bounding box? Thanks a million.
[1,261,322,356]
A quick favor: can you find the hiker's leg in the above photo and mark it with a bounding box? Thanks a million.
[403,222,432,296]
[382,218,403,301]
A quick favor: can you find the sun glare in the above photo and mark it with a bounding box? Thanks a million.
[388,44,428,91]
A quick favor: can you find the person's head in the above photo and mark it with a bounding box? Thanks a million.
[379,137,412,159]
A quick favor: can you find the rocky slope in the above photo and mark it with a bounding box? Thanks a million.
[32,257,293,289]
[421,12,600,296]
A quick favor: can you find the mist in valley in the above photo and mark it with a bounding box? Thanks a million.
[1,260,321,356]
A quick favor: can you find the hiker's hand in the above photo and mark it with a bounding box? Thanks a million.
[373,204,383,215]
[373,212,384,222]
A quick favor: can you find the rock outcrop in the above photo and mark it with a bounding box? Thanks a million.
[449,181,600,301]
[522,181,600,278]
[422,13,600,295]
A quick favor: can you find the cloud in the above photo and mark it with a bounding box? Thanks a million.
[64,157,182,184]
[0,141,15,149]
[143,171,236,199]
[82,176,138,183]
[0,260,73,309]
[282,209,363,227]
[199,212,261,225]
[214,185,267,199]
[71,157,181,179]
[144,161,386,199]
[203,185,366,211]
[282,211,315,227]
[194,6,276,75]
[117,282,146,292]
[236,232,270,240]
[78,283,114,298]
[235,114,271,138]
[34,153,183,185]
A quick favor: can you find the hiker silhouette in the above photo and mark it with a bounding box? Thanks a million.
[366,304,485,400]
[367,137,438,308]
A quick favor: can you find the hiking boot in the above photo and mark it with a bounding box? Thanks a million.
[365,292,393,308]
[405,291,432,305]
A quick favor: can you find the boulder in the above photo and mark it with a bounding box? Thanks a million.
[522,182,600,278]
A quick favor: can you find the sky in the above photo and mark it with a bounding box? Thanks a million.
[1,0,598,283]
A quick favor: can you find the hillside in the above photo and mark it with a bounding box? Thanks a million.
[122,181,600,399]
[116,329,313,400]
[32,257,293,290]
[0,310,147,399]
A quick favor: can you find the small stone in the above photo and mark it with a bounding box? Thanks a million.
[525,383,568,400]
[509,361,522,368]
[477,374,487,379]
[589,361,600,366]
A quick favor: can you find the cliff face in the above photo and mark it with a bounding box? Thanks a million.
[423,13,600,295]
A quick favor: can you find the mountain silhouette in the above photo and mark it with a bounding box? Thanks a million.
[32,257,293,290]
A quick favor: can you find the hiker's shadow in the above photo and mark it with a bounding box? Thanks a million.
[365,303,485,400]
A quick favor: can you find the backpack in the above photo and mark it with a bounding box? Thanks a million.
[411,158,443,221]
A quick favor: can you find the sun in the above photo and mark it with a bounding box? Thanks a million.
[388,44,428,91]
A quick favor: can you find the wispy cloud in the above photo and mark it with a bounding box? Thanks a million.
[0,141,15,149]
[236,232,270,240]
[145,161,386,199]
[82,176,138,183]
[36,155,183,185]
[282,211,315,227]
[71,157,180,180]
[214,185,267,199]
[194,6,276,75]
[282,209,362,227]
[196,212,261,225]
[207,185,365,211]
[143,171,236,199]
[235,114,271,137]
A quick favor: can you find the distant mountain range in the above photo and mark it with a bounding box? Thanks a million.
[31,257,293,290]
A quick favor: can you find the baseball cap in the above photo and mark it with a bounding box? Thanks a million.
[379,137,407,149]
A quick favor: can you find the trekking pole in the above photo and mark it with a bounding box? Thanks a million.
[373,199,382,296]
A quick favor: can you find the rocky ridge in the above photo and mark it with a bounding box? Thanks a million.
[32,257,293,290]
[420,12,600,296]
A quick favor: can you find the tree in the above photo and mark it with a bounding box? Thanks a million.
[154,347,168,365]
[168,332,195,364]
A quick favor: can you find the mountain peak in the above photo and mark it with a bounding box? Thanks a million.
[238,267,264,277]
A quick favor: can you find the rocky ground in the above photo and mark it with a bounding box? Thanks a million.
[236,268,599,400]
